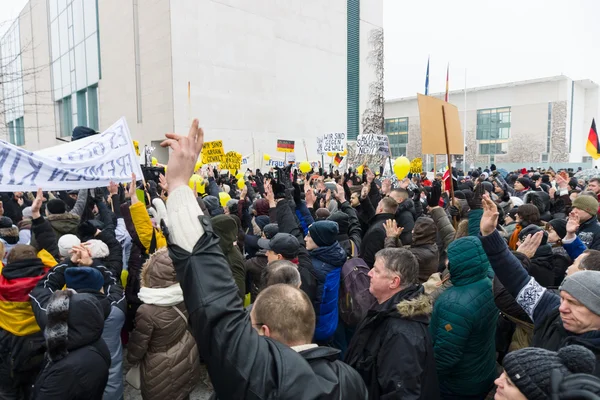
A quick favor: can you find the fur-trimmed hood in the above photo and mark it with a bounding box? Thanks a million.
[47,212,80,235]
[396,293,432,318]
[0,226,19,244]
[140,247,177,289]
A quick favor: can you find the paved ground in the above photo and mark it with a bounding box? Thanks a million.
[122,350,214,400]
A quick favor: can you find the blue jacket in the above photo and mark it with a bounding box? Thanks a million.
[309,242,347,341]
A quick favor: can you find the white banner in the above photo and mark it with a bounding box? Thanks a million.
[0,117,143,191]
[356,134,390,156]
[322,132,346,153]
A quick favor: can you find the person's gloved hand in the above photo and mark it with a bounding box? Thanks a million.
[412,187,421,203]
[427,181,442,208]
[468,183,485,210]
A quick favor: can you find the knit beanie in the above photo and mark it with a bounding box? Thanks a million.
[572,195,599,218]
[518,224,548,245]
[64,266,104,291]
[0,217,13,229]
[308,220,338,247]
[328,211,350,235]
[22,207,33,219]
[315,208,331,221]
[58,234,81,258]
[517,177,531,189]
[503,345,596,400]
[559,270,600,316]
[47,199,66,215]
[548,219,567,240]
[84,239,110,259]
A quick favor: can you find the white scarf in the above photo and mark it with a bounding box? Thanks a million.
[138,283,184,306]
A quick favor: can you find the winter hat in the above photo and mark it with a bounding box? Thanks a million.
[0,217,13,229]
[64,267,104,291]
[226,199,239,215]
[77,221,98,242]
[517,178,531,189]
[507,207,519,221]
[481,181,494,194]
[490,163,497,171]
[0,218,19,245]
[559,270,600,316]
[84,239,110,259]
[263,223,279,239]
[22,207,33,219]
[315,208,331,221]
[308,220,339,247]
[46,199,66,215]
[255,215,270,231]
[502,345,596,400]
[572,195,599,218]
[203,195,223,217]
[542,174,551,184]
[71,126,98,141]
[548,219,567,240]
[569,177,579,190]
[58,234,81,258]
[328,211,350,235]
[518,224,548,245]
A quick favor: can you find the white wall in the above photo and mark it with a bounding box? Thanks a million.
[169,0,357,163]
[570,81,587,162]
[359,0,383,133]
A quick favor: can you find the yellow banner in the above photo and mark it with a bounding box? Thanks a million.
[202,140,225,163]
[410,157,423,174]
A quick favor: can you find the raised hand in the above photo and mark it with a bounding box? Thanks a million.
[480,194,499,236]
[108,181,118,196]
[335,184,345,202]
[128,173,138,204]
[159,173,168,193]
[305,188,316,208]
[566,210,580,237]
[516,231,543,259]
[383,219,403,238]
[31,188,44,219]
[160,119,204,191]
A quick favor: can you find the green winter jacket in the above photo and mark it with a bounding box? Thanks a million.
[430,236,498,396]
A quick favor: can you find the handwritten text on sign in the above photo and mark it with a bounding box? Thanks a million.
[201,141,225,163]
[0,117,142,191]
[356,134,390,156]
[221,151,242,171]
[322,133,346,153]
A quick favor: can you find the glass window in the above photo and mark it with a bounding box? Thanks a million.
[72,0,84,45]
[52,59,62,100]
[59,11,68,56]
[83,0,97,37]
[7,121,14,145]
[77,89,87,125]
[74,42,86,90]
[85,34,99,85]
[87,85,98,130]
[15,117,24,146]
[60,96,73,137]
[476,107,511,140]
[60,55,70,98]
[50,19,60,61]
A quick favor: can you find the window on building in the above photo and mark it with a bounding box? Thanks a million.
[57,95,73,137]
[385,117,408,157]
[479,142,506,155]
[541,153,549,163]
[87,85,98,130]
[476,107,511,140]
[77,89,87,125]
[7,117,25,146]
[583,156,593,163]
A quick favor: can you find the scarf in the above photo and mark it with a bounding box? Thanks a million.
[508,224,522,250]
[138,283,184,306]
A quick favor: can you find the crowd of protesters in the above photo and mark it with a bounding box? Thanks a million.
[3,122,600,399]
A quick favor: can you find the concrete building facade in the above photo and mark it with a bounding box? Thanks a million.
[0,0,383,165]
[385,76,599,169]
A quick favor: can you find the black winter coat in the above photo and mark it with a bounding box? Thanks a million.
[345,285,440,399]
[396,199,417,245]
[169,217,367,399]
[577,215,600,251]
[360,213,396,268]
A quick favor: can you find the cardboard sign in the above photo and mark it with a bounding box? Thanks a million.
[277,140,295,153]
[410,157,423,174]
[221,151,242,172]
[322,133,346,153]
[417,94,464,155]
[0,117,143,191]
[202,140,225,163]
[356,134,390,156]
[316,136,324,155]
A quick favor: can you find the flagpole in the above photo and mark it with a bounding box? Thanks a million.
[463,68,467,172]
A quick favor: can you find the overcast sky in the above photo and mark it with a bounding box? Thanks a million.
[2,0,598,100]
[384,0,600,99]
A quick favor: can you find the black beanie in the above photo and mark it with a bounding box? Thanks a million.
[328,211,349,235]
[308,220,338,247]
[47,199,66,215]
[503,345,596,400]
[548,219,567,240]
[0,216,13,229]
[517,178,531,189]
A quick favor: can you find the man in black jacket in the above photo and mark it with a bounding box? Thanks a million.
[389,188,417,245]
[359,196,398,268]
[345,247,439,399]
[162,119,367,399]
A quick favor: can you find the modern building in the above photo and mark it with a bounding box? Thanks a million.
[0,0,382,166]
[385,75,599,169]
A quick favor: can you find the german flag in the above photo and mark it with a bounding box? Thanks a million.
[586,119,600,160]
[333,153,343,166]
[277,140,295,153]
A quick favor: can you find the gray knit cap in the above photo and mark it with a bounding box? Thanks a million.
[559,270,600,316]
[503,345,596,400]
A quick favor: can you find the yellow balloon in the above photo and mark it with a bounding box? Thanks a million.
[164,165,167,173]
[356,165,364,175]
[393,156,411,180]
[299,161,311,173]
[327,152,335,157]
[263,154,271,161]
[194,160,203,172]
[341,149,348,156]
[219,192,232,207]
[237,178,245,190]
[151,157,158,166]
[236,172,244,180]
[188,174,202,192]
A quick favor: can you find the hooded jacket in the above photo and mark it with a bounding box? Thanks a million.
[360,213,396,268]
[32,291,110,400]
[396,198,417,244]
[166,187,367,400]
[409,217,439,283]
[345,285,440,399]
[127,248,200,400]
[309,242,347,342]
[46,213,80,242]
[211,215,246,299]
[430,236,498,396]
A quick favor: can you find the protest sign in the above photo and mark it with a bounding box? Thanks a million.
[410,157,423,174]
[322,133,346,153]
[276,140,295,153]
[316,136,324,155]
[356,134,390,156]
[201,140,225,163]
[417,94,463,155]
[0,117,143,191]
[221,151,242,172]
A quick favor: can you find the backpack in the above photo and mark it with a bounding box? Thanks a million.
[338,256,377,327]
